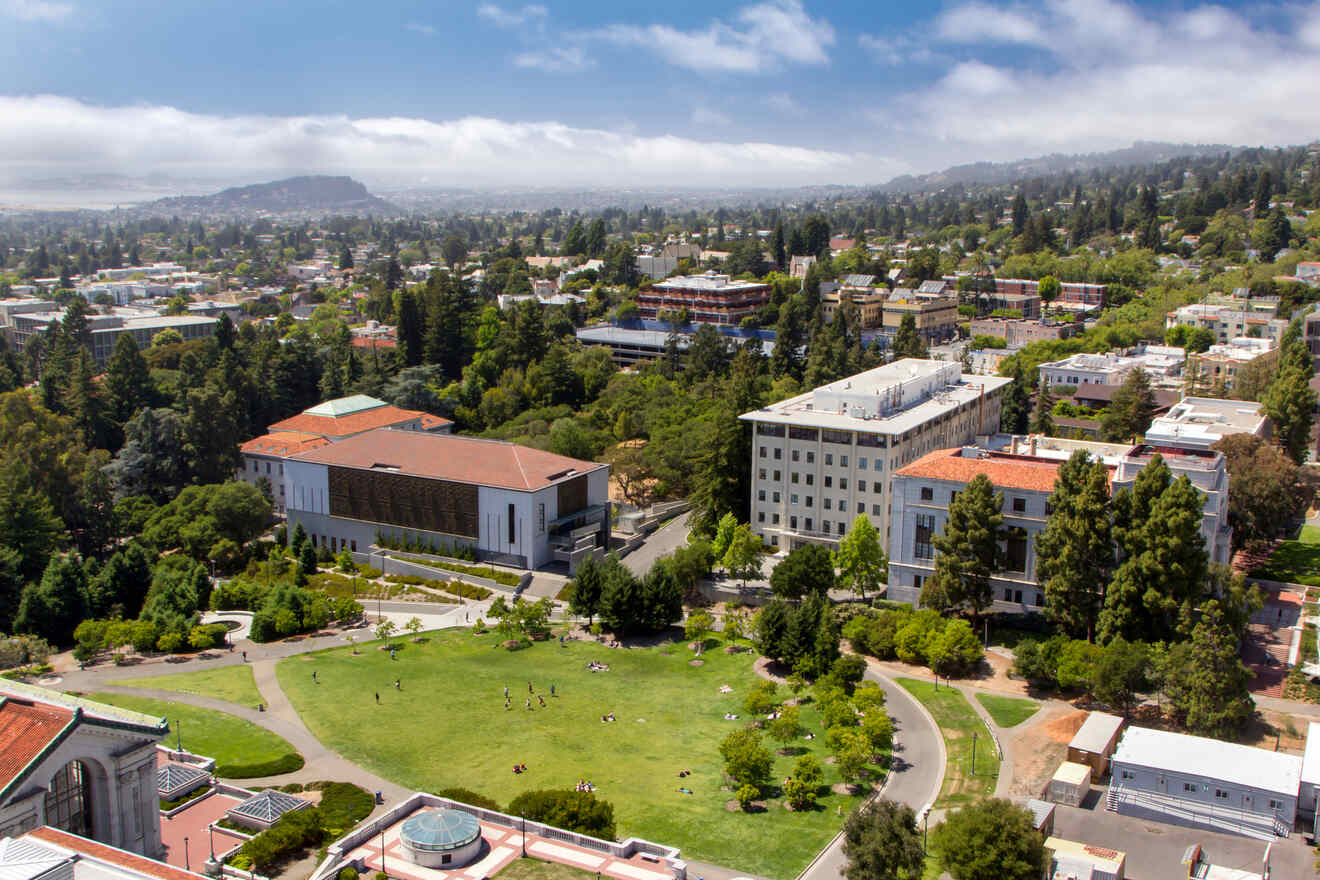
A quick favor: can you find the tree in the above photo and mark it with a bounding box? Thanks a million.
[1179,600,1254,737]
[784,753,823,810]
[14,554,89,645]
[719,728,773,788]
[931,799,1047,880]
[1211,434,1311,551]
[835,515,886,599]
[684,608,715,645]
[923,474,1003,616]
[338,245,354,270]
[691,405,748,532]
[395,290,423,367]
[1263,362,1316,464]
[568,554,604,624]
[767,704,803,748]
[769,543,835,600]
[722,523,764,588]
[841,800,925,880]
[1035,451,1111,639]
[1029,382,1054,436]
[441,235,468,268]
[1092,637,1149,715]
[103,333,153,429]
[374,618,396,641]
[506,789,615,839]
[890,314,927,359]
[711,513,738,562]
[999,367,1031,434]
[1037,275,1060,308]
[404,617,424,639]
[0,464,64,582]
[1101,368,1156,442]
[1101,473,1208,644]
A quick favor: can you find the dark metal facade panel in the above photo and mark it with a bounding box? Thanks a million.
[328,467,479,538]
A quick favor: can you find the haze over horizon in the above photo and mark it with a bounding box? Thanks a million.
[5,0,1320,197]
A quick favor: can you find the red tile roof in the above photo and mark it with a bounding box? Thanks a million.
[27,827,210,880]
[288,427,606,491]
[894,448,1062,493]
[0,701,74,792]
[239,431,332,458]
[269,405,451,438]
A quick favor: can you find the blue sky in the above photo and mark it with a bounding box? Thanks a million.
[3,0,1320,190]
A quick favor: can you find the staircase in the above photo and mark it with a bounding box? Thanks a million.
[1105,786,1120,812]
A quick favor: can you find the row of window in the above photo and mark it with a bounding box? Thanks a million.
[309,533,357,554]
[1115,771,1285,810]
[758,447,890,471]
[918,485,1032,514]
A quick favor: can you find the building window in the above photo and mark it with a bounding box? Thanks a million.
[773,491,781,503]
[1120,770,1134,780]
[840,500,847,513]
[1269,798,1283,810]
[824,498,832,510]
[774,470,781,481]
[841,455,849,468]
[806,451,815,464]
[1214,789,1229,801]
[537,504,545,534]
[791,494,799,505]
[825,454,833,466]
[792,450,800,462]
[859,458,868,470]
[822,522,830,535]
[824,476,833,488]
[806,474,814,486]
[920,487,933,501]
[774,448,782,460]
[840,478,848,490]
[771,535,779,546]
[858,481,867,492]
[838,521,846,534]
[950,490,959,504]
[805,518,813,531]
[792,472,800,484]
[758,512,765,523]
[351,540,357,552]
[1183,783,1196,793]
[872,504,881,515]
[759,447,766,458]
[759,468,767,480]
[914,514,935,559]
[508,503,516,545]
[1004,527,1028,573]
[805,496,813,507]
[1012,497,1026,513]
[790,516,798,529]
[758,490,766,501]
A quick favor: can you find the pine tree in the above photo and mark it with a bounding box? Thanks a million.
[1011,193,1029,235]
[395,289,423,367]
[999,367,1031,434]
[890,313,927,359]
[1029,383,1054,436]
[338,245,354,270]
[1110,454,1170,558]
[1179,601,1254,737]
[104,333,153,427]
[1263,362,1316,464]
[1101,368,1156,442]
[1035,451,1111,640]
[771,222,787,268]
[65,349,110,450]
[922,473,1003,616]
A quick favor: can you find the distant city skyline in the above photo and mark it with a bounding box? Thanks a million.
[4,0,1320,190]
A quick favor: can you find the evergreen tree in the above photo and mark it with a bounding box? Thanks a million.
[1035,451,1111,640]
[922,473,1003,616]
[14,553,89,645]
[104,333,153,427]
[65,349,110,450]
[1110,454,1170,558]
[1100,475,1208,643]
[395,289,424,368]
[1029,382,1054,436]
[889,313,927,359]
[1263,362,1316,464]
[999,367,1031,434]
[1179,601,1254,737]
[691,405,747,533]
[841,800,924,880]
[338,245,354,270]
[771,222,787,268]
[568,554,604,624]
[385,257,404,291]
[1101,367,1156,442]
[1011,193,1029,234]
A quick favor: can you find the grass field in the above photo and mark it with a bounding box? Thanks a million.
[88,693,304,778]
[276,630,882,879]
[108,665,264,708]
[1251,525,1320,587]
[974,693,1039,728]
[497,858,595,880]
[897,679,998,809]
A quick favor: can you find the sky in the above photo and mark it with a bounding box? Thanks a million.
[3,0,1320,193]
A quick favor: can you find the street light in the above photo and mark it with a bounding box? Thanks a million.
[521,812,526,857]
[381,829,386,876]
[971,731,978,776]
[184,837,190,872]
[922,810,929,854]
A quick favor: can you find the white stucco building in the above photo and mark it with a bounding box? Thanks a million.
[739,360,1010,551]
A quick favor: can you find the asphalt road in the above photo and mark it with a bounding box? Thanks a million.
[623,513,693,575]
[797,667,945,880]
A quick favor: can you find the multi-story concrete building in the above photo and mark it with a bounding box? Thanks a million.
[968,317,1081,348]
[886,434,1233,612]
[820,280,886,328]
[1145,396,1269,451]
[635,272,770,325]
[284,428,609,570]
[9,310,216,366]
[1186,338,1278,392]
[881,291,958,344]
[1166,303,1289,345]
[992,278,1105,311]
[739,360,1010,551]
[1038,353,1141,388]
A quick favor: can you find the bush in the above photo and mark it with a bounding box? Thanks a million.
[437,787,501,811]
[239,807,325,873]
[505,789,616,839]
[156,631,184,653]
[736,784,760,810]
[358,566,383,579]
[216,752,305,779]
[337,869,358,880]
[311,782,374,837]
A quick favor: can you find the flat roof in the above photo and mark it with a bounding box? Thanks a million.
[576,326,689,349]
[1045,837,1124,874]
[1069,711,1125,754]
[1111,726,1302,797]
[1052,761,1092,786]
[740,359,1010,435]
[288,427,606,492]
[1145,397,1268,447]
[1301,722,1320,786]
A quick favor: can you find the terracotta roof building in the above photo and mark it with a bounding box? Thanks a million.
[14,826,209,880]
[239,396,453,512]
[0,682,167,859]
[887,434,1232,612]
[284,428,610,571]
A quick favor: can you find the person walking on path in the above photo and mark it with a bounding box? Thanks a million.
[550,684,556,697]
[394,678,401,690]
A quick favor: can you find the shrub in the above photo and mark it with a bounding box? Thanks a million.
[216,751,305,779]
[337,869,358,880]
[358,566,383,579]
[437,787,501,811]
[156,631,183,653]
[736,784,759,810]
[311,782,373,837]
[505,789,616,839]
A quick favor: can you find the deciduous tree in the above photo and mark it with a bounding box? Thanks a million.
[835,515,886,600]
[842,800,924,880]
[932,799,1046,880]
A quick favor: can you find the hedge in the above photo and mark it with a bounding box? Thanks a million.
[217,752,305,779]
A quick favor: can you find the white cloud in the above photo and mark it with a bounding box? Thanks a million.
[1,0,74,22]
[587,0,834,73]
[763,92,802,115]
[0,95,890,190]
[692,106,732,127]
[882,0,1320,165]
[512,46,592,72]
[405,22,435,36]
[476,3,547,29]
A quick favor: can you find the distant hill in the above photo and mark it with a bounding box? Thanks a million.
[144,175,396,215]
[876,141,1240,194]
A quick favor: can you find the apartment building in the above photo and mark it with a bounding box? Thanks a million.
[1165,303,1289,345]
[969,317,1082,348]
[881,291,959,343]
[820,278,886,328]
[739,360,1010,551]
[1186,338,1278,392]
[886,434,1232,612]
[992,278,1106,311]
[1038,353,1140,388]
[635,272,770,325]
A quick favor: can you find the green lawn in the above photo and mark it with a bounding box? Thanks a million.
[1250,525,1320,587]
[108,664,264,708]
[276,630,882,880]
[497,858,596,880]
[974,693,1039,729]
[897,679,998,809]
[87,693,304,778]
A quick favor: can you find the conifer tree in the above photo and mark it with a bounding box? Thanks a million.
[890,313,927,359]
[922,474,1002,616]
[1036,451,1111,640]
[1029,383,1054,436]
[1101,367,1156,442]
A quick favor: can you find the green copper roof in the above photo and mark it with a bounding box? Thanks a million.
[400,809,481,851]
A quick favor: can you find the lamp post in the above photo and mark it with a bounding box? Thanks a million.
[176,719,182,752]
[521,812,526,857]
[381,830,386,876]
[184,837,190,872]
[971,731,977,776]
[208,825,215,861]
[922,809,929,854]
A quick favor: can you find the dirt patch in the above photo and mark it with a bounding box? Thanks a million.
[1041,709,1088,744]
[689,659,705,667]
[723,800,740,812]
[1004,707,1088,799]
[830,782,859,796]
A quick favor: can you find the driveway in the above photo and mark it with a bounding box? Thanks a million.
[623,513,692,576]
